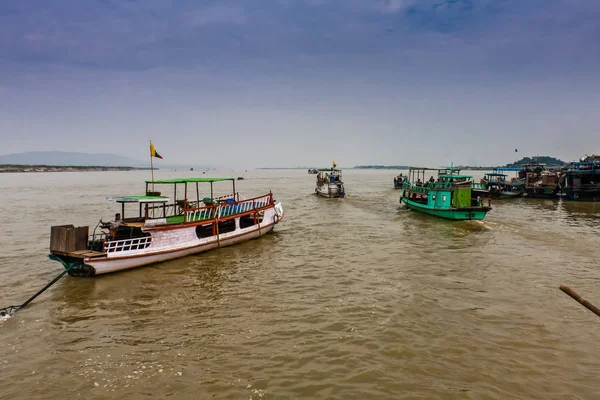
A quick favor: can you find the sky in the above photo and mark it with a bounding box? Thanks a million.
[1,0,599,168]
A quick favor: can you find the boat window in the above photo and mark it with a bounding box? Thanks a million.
[195,223,213,239]
[239,215,256,229]
[217,219,236,234]
[442,195,447,202]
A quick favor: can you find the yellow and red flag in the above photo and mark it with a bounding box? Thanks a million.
[150,140,163,159]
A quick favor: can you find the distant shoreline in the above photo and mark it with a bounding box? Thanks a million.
[258,166,498,170]
[0,164,153,173]
[353,166,497,170]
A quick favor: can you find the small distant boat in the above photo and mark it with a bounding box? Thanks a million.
[48,177,284,276]
[315,162,345,198]
[308,169,318,174]
[237,177,244,180]
[400,167,491,220]
[481,172,523,199]
[471,181,490,198]
[393,174,404,189]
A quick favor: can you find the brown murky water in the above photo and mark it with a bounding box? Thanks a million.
[1,169,599,399]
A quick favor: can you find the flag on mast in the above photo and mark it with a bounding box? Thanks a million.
[150,141,163,159]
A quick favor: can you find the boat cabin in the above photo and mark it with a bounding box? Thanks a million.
[482,173,507,185]
[561,159,600,200]
[402,168,482,208]
[316,168,342,184]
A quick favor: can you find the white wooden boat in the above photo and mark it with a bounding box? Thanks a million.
[315,164,345,198]
[49,178,284,276]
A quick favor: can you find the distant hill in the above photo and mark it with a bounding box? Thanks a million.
[0,151,212,170]
[0,151,145,167]
[504,156,565,168]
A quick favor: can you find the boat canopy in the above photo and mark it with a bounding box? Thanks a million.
[408,167,439,171]
[106,195,170,203]
[495,167,522,171]
[438,174,473,179]
[145,178,234,184]
[485,173,508,177]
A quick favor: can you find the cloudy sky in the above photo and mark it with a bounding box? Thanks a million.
[1,0,599,168]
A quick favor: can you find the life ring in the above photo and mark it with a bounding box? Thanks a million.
[273,214,280,223]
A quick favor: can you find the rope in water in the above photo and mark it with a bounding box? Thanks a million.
[0,264,75,317]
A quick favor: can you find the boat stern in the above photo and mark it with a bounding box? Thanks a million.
[48,254,96,277]
[49,224,102,277]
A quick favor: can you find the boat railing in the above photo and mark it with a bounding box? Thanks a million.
[214,192,238,202]
[403,180,457,192]
[217,194,272,218]
[145,203,179,218]
[185,193,273,222]
[104,236,152,253]
[185,206,216,222]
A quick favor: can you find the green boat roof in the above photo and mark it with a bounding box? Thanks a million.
[145,178,235,184]
[106,195,171,203]
[438,174,473,179]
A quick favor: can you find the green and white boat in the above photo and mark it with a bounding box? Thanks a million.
[48,177,284,277]
[399,167,492,220]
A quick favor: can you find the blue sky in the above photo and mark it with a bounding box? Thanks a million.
[1,0,599,168]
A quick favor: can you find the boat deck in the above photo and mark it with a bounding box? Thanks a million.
[52,250,106,259]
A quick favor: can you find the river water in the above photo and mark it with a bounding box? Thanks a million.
[0,169,599,399]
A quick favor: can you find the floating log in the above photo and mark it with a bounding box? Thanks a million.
[560,285,600,318]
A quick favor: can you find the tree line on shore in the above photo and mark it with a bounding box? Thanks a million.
[354,156,566,170]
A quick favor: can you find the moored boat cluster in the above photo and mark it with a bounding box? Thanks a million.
[392,154,600,220]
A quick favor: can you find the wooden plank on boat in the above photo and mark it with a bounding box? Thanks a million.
[67,250,106,259]
[124,222,145,228]
[50,225,89,253]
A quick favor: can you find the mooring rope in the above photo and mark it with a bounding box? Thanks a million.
[0,264,75,317]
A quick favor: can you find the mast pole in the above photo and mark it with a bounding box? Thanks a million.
[150,140,155,192]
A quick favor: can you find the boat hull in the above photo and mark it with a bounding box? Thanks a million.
[522,189,559,199]
[87,222,275,275]
[316,184,345,198]
[401,197,490,220]
[52,203,284,276]
[496,191,522,199]
[562,190,600,202]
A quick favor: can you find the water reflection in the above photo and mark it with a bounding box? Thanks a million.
[518,197,560,212]
[559,200,600,221]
